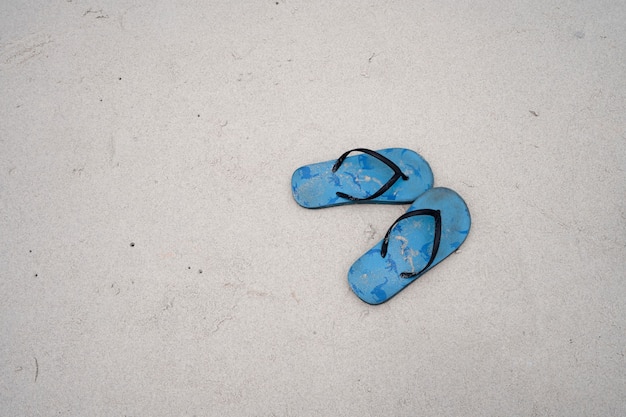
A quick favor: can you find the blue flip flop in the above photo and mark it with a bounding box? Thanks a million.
[291,148,433,208]
[348,187,471,304]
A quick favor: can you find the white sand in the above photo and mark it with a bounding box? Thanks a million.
[1,1,624,415]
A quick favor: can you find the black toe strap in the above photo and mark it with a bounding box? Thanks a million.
[381,209,441,279]
[332,148,409,201]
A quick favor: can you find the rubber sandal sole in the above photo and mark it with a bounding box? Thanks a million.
[348,187,471,304]
[291,148,433,208]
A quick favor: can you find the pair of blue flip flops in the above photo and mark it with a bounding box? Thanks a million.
[291,148,471,305]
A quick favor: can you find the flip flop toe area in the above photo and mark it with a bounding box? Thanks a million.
[348,187,471,304]
[291,148,433,208]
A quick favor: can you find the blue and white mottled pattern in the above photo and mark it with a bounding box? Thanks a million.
[291,148,434,208]
[348,187,471,304]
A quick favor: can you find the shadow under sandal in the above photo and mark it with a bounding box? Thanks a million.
[348,187,471,304]
[291,148,433,208]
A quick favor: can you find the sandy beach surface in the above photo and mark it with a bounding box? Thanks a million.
[1,1,625,415]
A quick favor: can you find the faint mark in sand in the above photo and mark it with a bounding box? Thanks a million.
[236,72,253,82]
[83,8,109,18]
[116,5,142,31]
[216,119,228,137]
[364,224,377,240]
[108,136,117,166]
[224,281,271,299]
[247,289,268,297]
[95,282,122,296]
[360,51,380,78]
[162,296,174,311]
[211,281,273,333]
[212,315,233,333]
[0,33,53,69]
[34,357,39,382]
